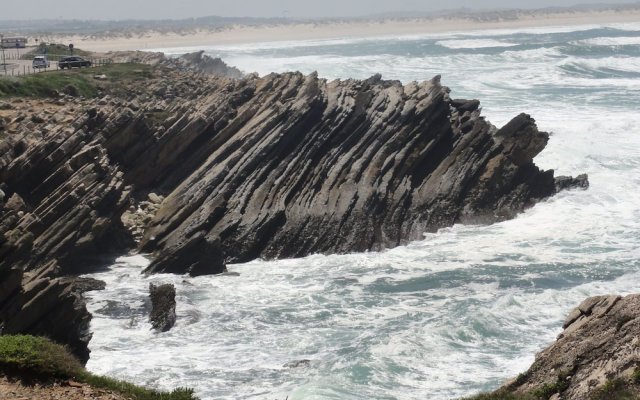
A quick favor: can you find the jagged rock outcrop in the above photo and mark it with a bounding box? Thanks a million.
[0,65,586,358]
[496,294,640,399]
[100,50,244,78]
[0,105,133,362]
[139,73,586,274]
[555,174,589,192]
[168,51,244,78]
[148,283,177,332]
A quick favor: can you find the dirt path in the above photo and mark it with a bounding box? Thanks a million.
[0,376,131,400]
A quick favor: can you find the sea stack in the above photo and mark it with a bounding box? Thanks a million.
[149,283,177,333]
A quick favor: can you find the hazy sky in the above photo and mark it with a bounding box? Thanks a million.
[4,0,639,20]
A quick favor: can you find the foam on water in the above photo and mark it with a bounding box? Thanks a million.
[573,36,640,46]
[85,22,640,399]
[436,39,519,49]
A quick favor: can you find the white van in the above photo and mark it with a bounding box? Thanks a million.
[32,56,50,69]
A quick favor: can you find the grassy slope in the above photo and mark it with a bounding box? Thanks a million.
[463,369,640,400]
[0,63,153,98]
[0,335,198,400]
[21,43,92,61]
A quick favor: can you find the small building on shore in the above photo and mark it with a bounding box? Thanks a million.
[1,37,28,48]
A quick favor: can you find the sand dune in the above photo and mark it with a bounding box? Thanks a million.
[49,9,640,52]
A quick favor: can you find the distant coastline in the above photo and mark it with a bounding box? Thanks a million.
[33,8,640,52]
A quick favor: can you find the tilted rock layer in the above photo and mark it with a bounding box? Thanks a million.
[0,64,586,359]
[140,73,585,274]
[501,294,640,399]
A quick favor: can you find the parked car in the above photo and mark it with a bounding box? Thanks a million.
[32,55,50,69]
[59,56,91,69]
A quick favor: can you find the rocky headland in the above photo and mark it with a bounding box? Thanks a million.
[0,53,594,396]
[470,294,640,400]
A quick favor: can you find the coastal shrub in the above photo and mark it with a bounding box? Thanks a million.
[78,63,153,81]
[529,370,571,400]
[589,378,636,400]
[0,334,83,379]
[79,373,199,400]
[461,389,536,400]
[0,335,199,400]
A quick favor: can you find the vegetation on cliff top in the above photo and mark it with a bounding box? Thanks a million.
[20,43,92,61]
[0,63,153,98]
[0,335,198,400]
[463,368,640,400]
[0,72,97,98]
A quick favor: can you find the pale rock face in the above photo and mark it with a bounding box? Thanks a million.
[503,294,640,399]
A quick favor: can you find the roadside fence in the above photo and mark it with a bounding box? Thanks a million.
[0,57,114,77]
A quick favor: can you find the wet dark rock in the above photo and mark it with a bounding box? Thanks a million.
[145,231,226,276]
[149,283,176,333]
[451,98,480,112]
[283,359,312,369]
[555,173,589,192]
[68,277,107,294]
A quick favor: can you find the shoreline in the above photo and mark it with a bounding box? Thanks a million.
[50,9,640,52]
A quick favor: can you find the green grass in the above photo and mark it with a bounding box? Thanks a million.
[0,73,97,98]
[461,390,536,400]
[21,43,92,61]
[76,63,153,82]
[465,368,640,400]
[0,335,84,379]
[0,63,153,98]
[589,378,637,400]
[0,335,199,400]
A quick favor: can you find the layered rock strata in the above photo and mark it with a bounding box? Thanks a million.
[0,110,132,361]
[496,294,640,399]
[140,74,586,274]
[0,66,586,359]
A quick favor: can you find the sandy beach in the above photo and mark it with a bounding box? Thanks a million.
[48,9,640,52]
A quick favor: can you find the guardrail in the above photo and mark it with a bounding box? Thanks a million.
[0,50,25,61]
[0,58,113,77]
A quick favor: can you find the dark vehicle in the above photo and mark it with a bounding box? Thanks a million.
[59,56,91,69]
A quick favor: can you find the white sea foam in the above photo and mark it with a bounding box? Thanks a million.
[436,39,519,49]
[572,36,640,46]
[86,24,640,400]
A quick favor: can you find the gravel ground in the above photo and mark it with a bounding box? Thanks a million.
[0,376,131,400]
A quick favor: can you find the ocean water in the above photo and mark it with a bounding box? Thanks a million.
[85,22,640,399]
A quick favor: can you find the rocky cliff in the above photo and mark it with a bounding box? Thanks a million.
[0,61,586,360]
[139,73,586,275]
[481,294,640,400]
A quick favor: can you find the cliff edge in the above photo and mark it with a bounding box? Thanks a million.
[0,60,586,360]
[471,294,640,400]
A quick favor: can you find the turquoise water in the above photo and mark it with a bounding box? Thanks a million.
[86,22,640,399]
